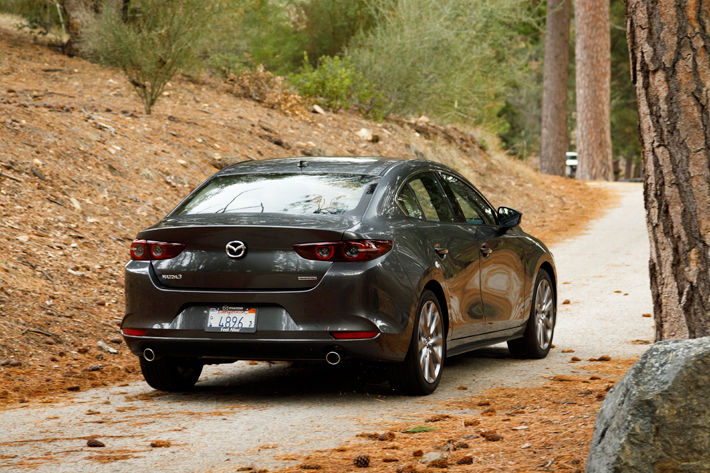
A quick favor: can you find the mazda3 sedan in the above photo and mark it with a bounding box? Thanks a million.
[122,157,556,395]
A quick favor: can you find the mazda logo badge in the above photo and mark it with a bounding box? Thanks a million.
[226,240,247,259]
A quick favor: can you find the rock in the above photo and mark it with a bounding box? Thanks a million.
[85,364,103,371]
[425,414,450,422]
[97,341,118,354]
[420,452,446,464]
[378,432,395,441]
[0,359,10,366]
[9,360,21,367]
[412,450,423,457]
[87,438,105,447]
[642,313,652,318]
[456,455,474,465]
[355,128,373,141]
[109,338,123,344]
[586,337,710,472]
[312,104,325,115]
[463,419,480,427]
[457,385,468,390]
[562,299,571,305]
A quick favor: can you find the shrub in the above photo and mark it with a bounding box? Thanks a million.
[78,0,217,114]
[348,0,539,128]
[289,53,390,121]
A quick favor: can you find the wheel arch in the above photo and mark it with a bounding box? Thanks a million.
[422,280,449,340]
[535,259,557,305]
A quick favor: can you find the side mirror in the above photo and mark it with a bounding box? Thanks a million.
[498,207,522,229]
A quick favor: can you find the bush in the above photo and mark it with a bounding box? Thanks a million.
[348,0,539,128]
[289,53,390,120]
[78,0,216,114]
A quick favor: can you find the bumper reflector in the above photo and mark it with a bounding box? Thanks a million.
[331,331,379,340]
[122,328,147,336]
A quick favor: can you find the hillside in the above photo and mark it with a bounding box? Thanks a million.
[0,21,611,405]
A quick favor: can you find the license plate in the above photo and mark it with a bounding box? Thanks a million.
[206,307,257,333]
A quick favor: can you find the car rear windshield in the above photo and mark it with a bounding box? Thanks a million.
[171,173,379,216]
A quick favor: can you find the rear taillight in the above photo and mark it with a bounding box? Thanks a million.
[331,331,379,339]
[130,240,186,260]
[292,240,393,262]
[122,328,146,336]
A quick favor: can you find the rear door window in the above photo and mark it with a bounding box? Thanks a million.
[403,173,455,222]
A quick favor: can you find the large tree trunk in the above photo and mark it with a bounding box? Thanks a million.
[625,0,710,340]
[575,0,613,180]
[540,0,572,176]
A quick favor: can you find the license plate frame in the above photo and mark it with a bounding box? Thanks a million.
[205,307,257,333]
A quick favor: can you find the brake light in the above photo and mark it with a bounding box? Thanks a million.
[122,328,146,336]
[292,240,393,262]
[331,331,379,339]
[130,240,186,260]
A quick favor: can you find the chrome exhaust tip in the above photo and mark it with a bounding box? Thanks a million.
[143,348,156,362]
[325,351,341,366]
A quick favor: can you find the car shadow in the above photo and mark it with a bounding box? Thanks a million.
[151,345,517,403]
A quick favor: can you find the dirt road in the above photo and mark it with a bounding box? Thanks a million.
[0,183,653,472]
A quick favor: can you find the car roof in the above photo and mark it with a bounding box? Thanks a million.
[218,156,407,177]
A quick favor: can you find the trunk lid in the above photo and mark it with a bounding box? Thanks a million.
[141,214,355,290]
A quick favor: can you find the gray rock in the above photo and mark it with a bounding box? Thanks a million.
[586,336,710,472]
[420,452,446,464]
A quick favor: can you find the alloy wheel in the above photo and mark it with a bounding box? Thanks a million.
[417,300,443,384]
[535,278,554,350]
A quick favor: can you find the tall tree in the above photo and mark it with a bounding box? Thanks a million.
[575,0,613,180]
[625,0,710,340]
[540,0,571,176]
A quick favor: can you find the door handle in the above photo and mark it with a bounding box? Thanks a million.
[434,246,449,256]
[480,245,493,257]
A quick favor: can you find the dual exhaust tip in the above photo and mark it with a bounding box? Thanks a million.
[143,348,156,362]
[144,347,342,366]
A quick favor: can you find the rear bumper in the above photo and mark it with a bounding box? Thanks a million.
[123,332,405,363]
[122,254,417,363]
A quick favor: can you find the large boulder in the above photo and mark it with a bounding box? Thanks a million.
[586,337,710,472]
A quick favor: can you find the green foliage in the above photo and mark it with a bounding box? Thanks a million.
[404,426,436,433]
[290,53,391,120]
[1,0,65,37]
[348,0,541,128]
[298,0,375,64]
[79,0,217,114]
[238,0,303,75]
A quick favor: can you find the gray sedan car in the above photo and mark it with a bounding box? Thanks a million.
[122,157,556,395]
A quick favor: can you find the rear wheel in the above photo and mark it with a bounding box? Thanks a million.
[139,356,203,392]
[508,269,555,359]
[389,290,446,395]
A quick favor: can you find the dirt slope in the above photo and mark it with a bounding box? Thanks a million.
[0,21,611,405]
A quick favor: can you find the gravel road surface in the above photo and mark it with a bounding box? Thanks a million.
[0,183,654,472]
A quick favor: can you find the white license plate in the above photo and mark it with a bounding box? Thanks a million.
[206,307,257,333]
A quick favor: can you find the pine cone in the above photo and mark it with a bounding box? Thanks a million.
[353,454,371,468]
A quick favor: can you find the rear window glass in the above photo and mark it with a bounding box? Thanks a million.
[171,173,378,216]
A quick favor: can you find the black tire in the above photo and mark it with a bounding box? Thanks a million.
[508,269,556,359]
[139,356,203,392]
[389,290,446,395]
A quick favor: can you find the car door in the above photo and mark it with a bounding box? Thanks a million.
[397,172,484,339]
[454,189,528,331]
[436,173,493,338]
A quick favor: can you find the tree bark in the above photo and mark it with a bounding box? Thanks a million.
[625,0,710,340]
[540,0,571,176]
[575,0,613,180]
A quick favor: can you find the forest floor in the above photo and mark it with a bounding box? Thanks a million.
[0,15,655,473]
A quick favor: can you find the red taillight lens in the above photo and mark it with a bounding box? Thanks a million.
[130,240,185,260]
[292,240,393,262]
[331,331,379,339]
[122,328,146,336]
